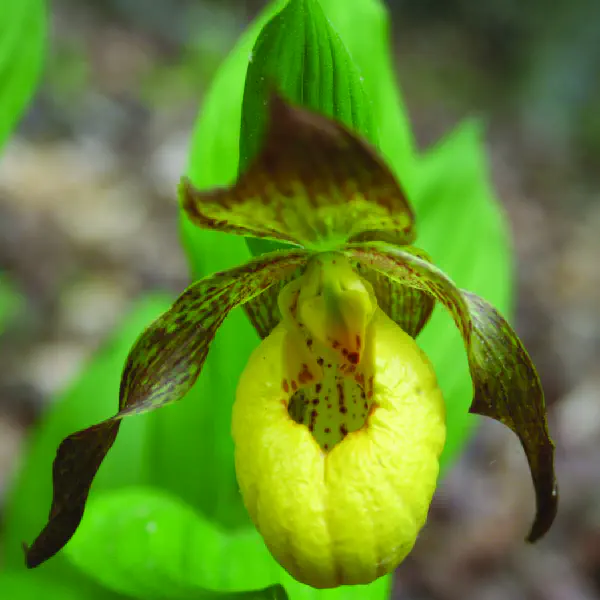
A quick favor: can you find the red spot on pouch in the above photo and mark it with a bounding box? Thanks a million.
[347,352,359,365]
[298,364,313,384]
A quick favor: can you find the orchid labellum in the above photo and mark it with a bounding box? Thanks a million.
[25,94,557,589]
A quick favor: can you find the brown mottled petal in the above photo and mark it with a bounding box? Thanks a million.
[181,93,415,249]
[244,266,304,339]
[347,241,557,542]
[355,248,435,338]
[24,249,309,569]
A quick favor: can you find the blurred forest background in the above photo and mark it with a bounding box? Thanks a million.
[1,0,599,599]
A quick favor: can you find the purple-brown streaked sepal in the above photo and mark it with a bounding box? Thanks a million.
[24,249,309,569]
[181,93,416,250]
[244,267,303,339]
[346,241,558,542]
[355,248,435,338]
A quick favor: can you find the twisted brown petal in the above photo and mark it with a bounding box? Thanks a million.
[243,266,304,339]
[347,241,557,542]
[24,249,309,568]
[355,247,435,338]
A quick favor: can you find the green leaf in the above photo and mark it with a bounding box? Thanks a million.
[65,486,284,599]
[318,0,416,186]
[2,296,172,570]
[65,486,388,600]
[409,121,513,469]
[0,0,46,151]
[0,565,129,600]
[240,0,375,171]
[0,570,89,600]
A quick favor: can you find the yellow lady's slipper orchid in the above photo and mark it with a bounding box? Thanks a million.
[25,94,557,590]
[233,253,445,587]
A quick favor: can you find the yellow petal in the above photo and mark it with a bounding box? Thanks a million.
[232,309,446,589]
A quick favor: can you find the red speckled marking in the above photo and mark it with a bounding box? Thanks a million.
[298,363,313,384]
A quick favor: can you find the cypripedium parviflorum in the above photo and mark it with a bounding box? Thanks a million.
[25,95,557,589]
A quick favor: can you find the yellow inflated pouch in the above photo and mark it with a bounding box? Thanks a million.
[232,255,446,588]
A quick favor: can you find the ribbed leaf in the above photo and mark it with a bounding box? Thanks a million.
[318,0,415,184]
[240,0,375,170]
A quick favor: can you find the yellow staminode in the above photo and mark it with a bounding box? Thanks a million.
[232,255,446,589]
